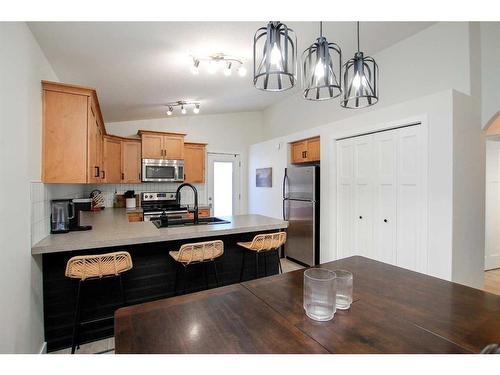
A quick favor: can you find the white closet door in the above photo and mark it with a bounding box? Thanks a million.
[353,135,374,258]
[336,138,355,259]
[396,126,422,272]
[373,131,397,264]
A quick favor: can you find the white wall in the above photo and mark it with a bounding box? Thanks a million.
[0,22,59,353]
[250,90,457,282]
[452,91,485,288]
[262,22,473,140]
[105,111,264,214]
[481,22,500,127]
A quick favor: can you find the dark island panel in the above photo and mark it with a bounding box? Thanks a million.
[43,230,283,352]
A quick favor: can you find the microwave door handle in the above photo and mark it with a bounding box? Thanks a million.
[68,202,75,220]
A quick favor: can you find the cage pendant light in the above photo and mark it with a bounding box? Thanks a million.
[341,22,379,109]
[302,22,342,101]
[253,21,297,91]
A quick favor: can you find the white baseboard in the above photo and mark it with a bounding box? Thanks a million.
[39,341,47,354]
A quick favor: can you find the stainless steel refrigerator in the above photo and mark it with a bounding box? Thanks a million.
[283,165,320,266]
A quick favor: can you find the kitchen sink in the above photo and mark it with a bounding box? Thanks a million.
[153,217,230,228]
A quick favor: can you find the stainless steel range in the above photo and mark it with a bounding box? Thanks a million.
[141,192,189,222]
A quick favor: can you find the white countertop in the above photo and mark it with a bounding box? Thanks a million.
[31,209,288,255]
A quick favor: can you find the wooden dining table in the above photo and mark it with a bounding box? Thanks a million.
[114,256,500,353]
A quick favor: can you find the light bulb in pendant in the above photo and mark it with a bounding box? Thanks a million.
[270,43,283,68]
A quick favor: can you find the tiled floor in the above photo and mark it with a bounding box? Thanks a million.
[50,258,304,354]
[484,268,500,296]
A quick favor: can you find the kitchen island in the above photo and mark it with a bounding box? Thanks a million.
[32,209,288,351]
[115,256,500,354]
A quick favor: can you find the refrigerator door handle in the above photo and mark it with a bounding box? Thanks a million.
[283,171,289,199]
[283,199,287,221]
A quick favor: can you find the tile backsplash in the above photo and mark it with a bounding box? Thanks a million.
[30,182,86,245]
[30,181,208,245]
[86,182,207,208]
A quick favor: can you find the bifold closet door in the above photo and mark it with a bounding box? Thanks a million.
[372,131,397,265]
[336,139,355,259]
[352,135,374,259]
[395,126,422,272]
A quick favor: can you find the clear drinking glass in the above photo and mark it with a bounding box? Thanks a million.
[334,270,353,310]
[303,268,337,321]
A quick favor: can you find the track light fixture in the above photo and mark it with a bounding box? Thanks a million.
[164,101,201,116]
[190,53,247,77]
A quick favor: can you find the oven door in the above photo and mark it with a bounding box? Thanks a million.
[142,159,184,182]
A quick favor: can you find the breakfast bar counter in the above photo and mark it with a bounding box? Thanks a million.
[31,209,288,254]
[115,256,500,354]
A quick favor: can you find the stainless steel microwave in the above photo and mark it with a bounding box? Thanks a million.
[141,159,184,182]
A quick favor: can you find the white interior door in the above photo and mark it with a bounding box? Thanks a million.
[336,138,355,259]
[373,131,397,265]
[485,140,500,270]
[353,134,374,258]
[207,153,241,217]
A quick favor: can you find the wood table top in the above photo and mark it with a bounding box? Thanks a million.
[115,256,500,354]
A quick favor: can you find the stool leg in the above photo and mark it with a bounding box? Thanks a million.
[277,249,283,274]
[255,252,259,279]
[203,262,209,290]
[118,274,126,307]
[182,266,188,295]
[264,252,268,276]
[213,261,219,287]
[71,280,83,354]
[174,263,180,295]
[239,251,246,282]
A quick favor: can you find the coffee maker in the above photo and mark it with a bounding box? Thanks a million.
[69,198,93,231]
[50,199,74,234]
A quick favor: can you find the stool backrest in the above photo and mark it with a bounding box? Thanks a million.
[249,232,287,252]
[178,240,224,264]
[65,251,133,280]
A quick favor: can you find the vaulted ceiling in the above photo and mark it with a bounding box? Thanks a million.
[29,22,434,122]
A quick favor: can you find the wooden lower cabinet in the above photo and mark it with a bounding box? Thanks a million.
[184,143,206,183]
[127,212,144,222]
[187,208,210,219]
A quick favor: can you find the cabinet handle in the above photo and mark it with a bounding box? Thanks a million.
[101,170,105,179]
[122,173,125,180]
[94,166,99,178]
[305,151,308,158]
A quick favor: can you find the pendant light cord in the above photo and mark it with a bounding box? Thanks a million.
[357,21,360,52]
[320,21,323,37]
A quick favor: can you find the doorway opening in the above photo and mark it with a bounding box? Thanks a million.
[207,153,241,216]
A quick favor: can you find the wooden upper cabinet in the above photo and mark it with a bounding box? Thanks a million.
[290,136,320,164]
[138,130,185,160]
[307,137,320,162]
[102,136,122,183]
[141,133,164,159]
[122,140,141,183]
[184,143,206,183]
[42,82,107,183]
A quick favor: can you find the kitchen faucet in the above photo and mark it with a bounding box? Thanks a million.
[176,183,199,224]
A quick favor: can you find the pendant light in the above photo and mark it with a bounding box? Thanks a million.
[302,21,342,101]
[340,22,379,109]
[253,21,297,91]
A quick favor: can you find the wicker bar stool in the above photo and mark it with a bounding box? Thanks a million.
[238,232,287,281]
[169,240,224,295]
[65,251,133,354]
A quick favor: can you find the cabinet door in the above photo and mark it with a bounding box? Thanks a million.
[43,90,88,183]
[336,138,355,259]
[96,120,103,182]
[291,141,308,164]
[373,131,397,265]
[164,135,184,159]
[103,137,122,183]
[122,141,141,183]
[184,144,205,183]
[142,134,164,159]
[306,137,320,161]
[87,102,99,183]
[353,134,374,259]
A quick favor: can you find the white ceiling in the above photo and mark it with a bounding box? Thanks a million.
[29,22,434,123]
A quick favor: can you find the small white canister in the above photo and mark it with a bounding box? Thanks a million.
[126,197,136,209]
